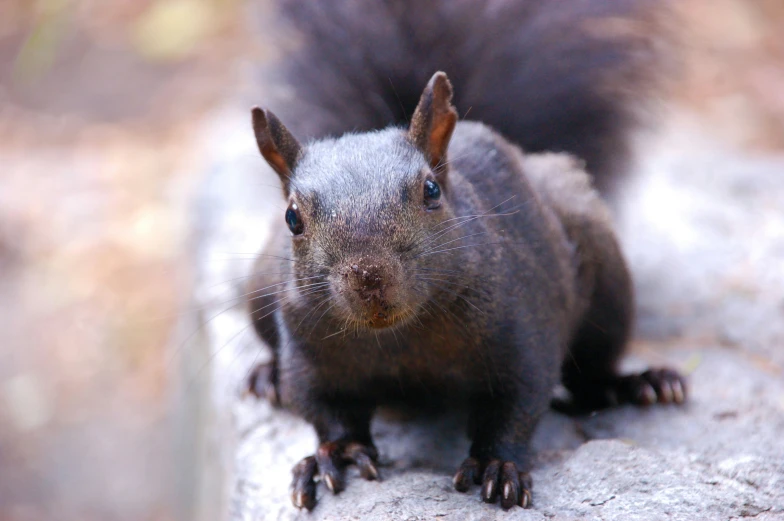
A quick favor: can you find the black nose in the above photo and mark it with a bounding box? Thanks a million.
[336,256,403,328]
[348,263,385,300]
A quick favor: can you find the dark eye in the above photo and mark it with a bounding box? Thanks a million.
[285,203,304,235]
[424,179,441,207]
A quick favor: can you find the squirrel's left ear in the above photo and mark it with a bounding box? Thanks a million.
[251,107,302,196]
[408,72,458,177]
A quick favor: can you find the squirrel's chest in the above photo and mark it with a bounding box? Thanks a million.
[309,325,486,400]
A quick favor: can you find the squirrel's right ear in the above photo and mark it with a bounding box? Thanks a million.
[251,107,302,194]
[408,72,458,177]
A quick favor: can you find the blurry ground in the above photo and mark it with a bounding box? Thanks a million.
[0,1,782,521]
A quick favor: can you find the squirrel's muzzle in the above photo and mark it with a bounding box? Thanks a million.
[334,256,404,329]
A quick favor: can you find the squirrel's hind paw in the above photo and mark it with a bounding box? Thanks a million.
[616,368,688,406]
[554,366,688,414]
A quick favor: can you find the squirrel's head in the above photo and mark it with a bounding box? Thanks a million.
[252,72,463,332]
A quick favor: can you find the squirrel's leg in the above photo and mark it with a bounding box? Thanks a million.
[290,400,378,510]
[558,255,687,413]
[454,389,548,510]
[245,359,279,405]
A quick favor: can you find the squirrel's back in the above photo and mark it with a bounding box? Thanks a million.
[264,0,667,193]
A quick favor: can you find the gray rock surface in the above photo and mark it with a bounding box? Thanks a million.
[191,107,784,521]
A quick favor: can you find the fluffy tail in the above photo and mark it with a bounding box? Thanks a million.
[265,0,668,192]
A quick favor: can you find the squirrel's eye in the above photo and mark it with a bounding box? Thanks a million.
[285,203,304,235]
[424,179,441,205]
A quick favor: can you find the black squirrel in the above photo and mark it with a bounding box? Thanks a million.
[245,0,684,512]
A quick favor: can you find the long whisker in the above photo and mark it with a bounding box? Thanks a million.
[425,195,518,237]
[294,292,335,334]
[322,327,347,340]
[246,280,330,303]
[203,270,295,291]
[208,252,297,263]
[416,240,516,258]
[419,288,474,337]
[415,275,488,296]
[171,280,328,367]
[306,301,338,341]
[417,230,489,256]
[417,278,486,316]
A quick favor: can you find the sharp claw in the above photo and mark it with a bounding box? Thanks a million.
[364,462,379,481]
[453,471,470,492]
[501,481,518,509]
[291,489,315,511]
[292,491,304,509]
[483,479,496,501]
[453,458,480,492]
[641,382,657,405]
[521,490,532,508]
[659,380,674,403]
[671,379,685,404]
[323,474,336,493]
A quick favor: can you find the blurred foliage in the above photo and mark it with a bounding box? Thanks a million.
[12,0,242,83]
[132,0,215,61]
[12,0,69,81]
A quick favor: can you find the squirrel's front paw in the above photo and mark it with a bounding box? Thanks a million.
[291,441,379,510]
[453,457,532,510]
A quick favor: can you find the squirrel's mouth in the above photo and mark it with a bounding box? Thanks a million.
[358,301,413,330]
[365,310,399,329]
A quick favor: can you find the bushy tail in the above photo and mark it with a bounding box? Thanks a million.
[265,0,669,192]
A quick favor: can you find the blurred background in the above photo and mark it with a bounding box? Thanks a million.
[0,1,782,520]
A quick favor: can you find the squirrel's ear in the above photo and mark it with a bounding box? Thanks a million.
[408,72,458,175]
[251,107,302,194]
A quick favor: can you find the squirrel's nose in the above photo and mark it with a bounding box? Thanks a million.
[347,262,385,298]
[334,255,404,328]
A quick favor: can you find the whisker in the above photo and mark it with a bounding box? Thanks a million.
[416,240,519,258]
[408,195,528,255]
[203,270,295,291]
[247,281,330,303]
[417,278,486,316]
[415,230,489,257]
[415,275,488,296]
[322,327,347,340]
[306,301,338,341]
[293,293,335,334]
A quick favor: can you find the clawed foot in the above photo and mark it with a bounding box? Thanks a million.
[291,441,379,510]
[617,368,687,406]
[245,361,280,407]
[453,457,532,510]
[555,366,688,414]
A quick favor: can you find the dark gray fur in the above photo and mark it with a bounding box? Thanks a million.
[263,0,666,193]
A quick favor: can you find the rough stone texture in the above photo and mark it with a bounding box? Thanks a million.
[192,106,784,521]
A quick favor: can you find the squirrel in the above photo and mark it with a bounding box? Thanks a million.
[244,0,684,512]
